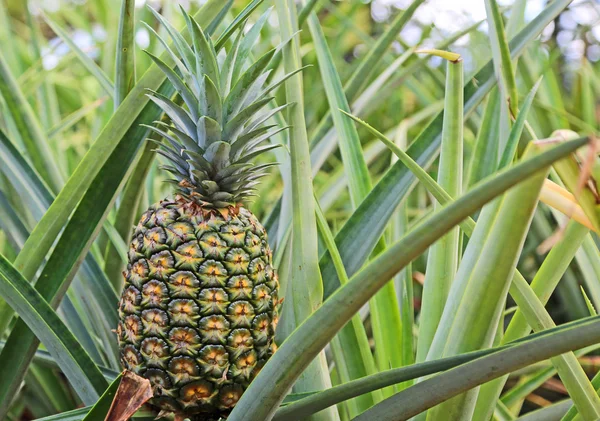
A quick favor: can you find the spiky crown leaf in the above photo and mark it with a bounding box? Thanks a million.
[144,7,295,208]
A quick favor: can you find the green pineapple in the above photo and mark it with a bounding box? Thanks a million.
[117,9,290,420]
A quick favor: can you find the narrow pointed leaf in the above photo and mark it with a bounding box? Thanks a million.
[229,137,588,421]
[319,0,575,300]
[356,316,600,421]
[115,0,136,108]
[269,2,337,420]
[145,51,198,119]
[0,254,108,404]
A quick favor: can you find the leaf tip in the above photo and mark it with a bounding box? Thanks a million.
[415,48,462,63]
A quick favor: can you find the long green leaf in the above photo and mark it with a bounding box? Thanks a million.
[25,8,61,133]
[228,136,588,421]
[0,52,63,191]
[273,2,337,420]
[390,125,415,393]
[0,129,54,221]
[214,0,259,50]
[466,88,500,187]
[307,13,370,207]
[315,199,381,414]
[485,0,518,114]
[103,140,154,290]
[0,341,119,381]
[102,0,141,289]
[307,9,403,393]
[0,2,228,417]
[0,190,28,251]
[425,143,547,420]
[348,112,599,421]
[0,1,22,76]
[309,0,426,145]
[501,346,598,411]
[473,220,590,421]
[275,346,514,420]
[497,78,541,169]
[416,54,463,363]
[0,254,108,404]
[562,361,600,420]
[82,373,123,421]
[27,364,74,415]
[114,0,136,107]
[0,128,119,367]
[518,400,572,421]
[485,0,517,161]
[319,0,573,301]
[0,134,120,410]
[575,236,600,311]
[355,315,600,421]
[275,330,600,420]
[509,273,600,420]
[350,111,600,420]
[34,403,155,421]
[47,97,107,139]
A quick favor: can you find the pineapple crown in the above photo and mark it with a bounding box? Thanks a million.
[143,7,297,208]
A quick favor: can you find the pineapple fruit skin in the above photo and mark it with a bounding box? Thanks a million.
[117,198,279,419]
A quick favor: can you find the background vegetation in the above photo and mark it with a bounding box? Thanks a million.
[0,0,598,420]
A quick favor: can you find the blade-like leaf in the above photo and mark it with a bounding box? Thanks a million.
[352,110,600,421]
[508,272,600,420]
[231,7,270,85]
[144,51,198,120]
[349,110,600,420]
[472,222,592,421]
[47,97,107,139]
[274,346,503,420]
[275,330,600,421]
[115,0,136,108]
[356,315,600,421]
[309,0,426,145]
[485,0,518,115]
[315,199,381,415]
[466,89,500,186]
[497,78,541,169]
[0,52,63,191]
[81,373,124,421]
[308,9,403,387]
[0,129,54,220]
[215,0,262,51]
[0,3,229,417]
[424,144,548,419]
[228,136,588,421]
[416,54,463,363]
[0,254,108,404]
[273,1,338,420]
[319,0,574,301]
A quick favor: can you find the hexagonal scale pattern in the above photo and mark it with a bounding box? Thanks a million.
[117,199,279,419]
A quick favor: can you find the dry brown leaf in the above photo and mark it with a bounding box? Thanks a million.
[543,377,568,395]
[412,271,425,285]
[526,393,552,408]
[575,137,599,198]
[105,370,153,421]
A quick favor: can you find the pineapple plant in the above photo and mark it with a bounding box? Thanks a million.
[116,9,290,420]
[1,1,597,421]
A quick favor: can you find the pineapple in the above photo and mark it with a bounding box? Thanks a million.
[117,9,290,420]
